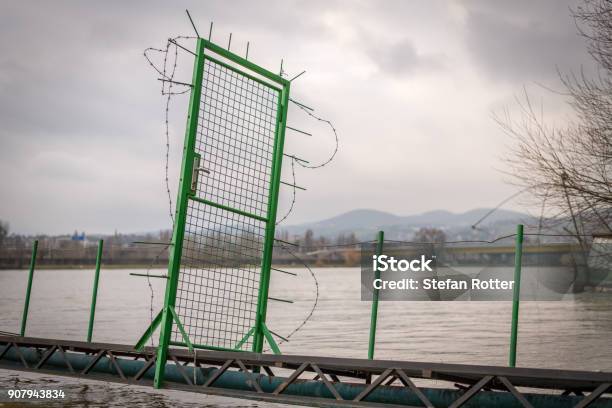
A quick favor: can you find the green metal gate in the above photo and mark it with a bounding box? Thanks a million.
[135,38,290,388]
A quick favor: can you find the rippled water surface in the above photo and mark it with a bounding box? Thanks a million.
[1,268,612,407]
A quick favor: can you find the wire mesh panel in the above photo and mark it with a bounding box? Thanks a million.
[173,55,281,350]
[195,58,279,218]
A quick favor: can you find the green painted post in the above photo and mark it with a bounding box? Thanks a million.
[87,239,104,342]
[509,224,524,367]
[20,240,38,337]
[153,38,206,389]
[368,231,384,360]
[253,81,291,354]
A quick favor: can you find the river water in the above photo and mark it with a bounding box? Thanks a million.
[1,267,612,407]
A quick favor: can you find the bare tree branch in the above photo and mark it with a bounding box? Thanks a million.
[497,0,612,238]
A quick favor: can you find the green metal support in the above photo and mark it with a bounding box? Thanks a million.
[20,240,38,337]
[135,309,163,351]
[252,81,290,354]
[234,327,255,351]
[87,239,103,343]
[200,38,290,88]
[129,273,168,279]
[169,341,246,352]
[189,195,268,223]
[368,231,384,360]
[261,322,281,355]
[153,37,206,389]
[509,224,524,367]
[169,306,193,352]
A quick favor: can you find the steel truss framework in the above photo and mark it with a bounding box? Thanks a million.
[1,336,611,408]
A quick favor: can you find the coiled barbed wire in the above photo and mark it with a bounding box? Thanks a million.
[142,36,195,345]
[290,100,339,169]
[276,157,296,225]
[264,242,320,352]
[143,37,340,350]
[144,35,196,226]
[275,101,340,224]
[269,100,341,343]
[143,244,170,348]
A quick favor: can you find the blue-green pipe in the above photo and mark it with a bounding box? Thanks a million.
[1,345,609,408]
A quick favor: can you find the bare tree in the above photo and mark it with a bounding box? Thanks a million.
[0,220,8,248]
[303,229,314,250]
[413,227,446,257]
[413,227,447,243]
[498,0,612,237]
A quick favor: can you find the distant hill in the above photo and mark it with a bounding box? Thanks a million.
[279,208,532,240]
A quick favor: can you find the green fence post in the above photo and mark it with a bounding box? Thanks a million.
[87,239,104,343]
[368,231,384,360]
[20,239,38,337]
[509,224,524,367]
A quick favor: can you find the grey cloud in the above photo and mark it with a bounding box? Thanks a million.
[462,0,592,82]
[366,38,445,76]
[0,1,596,234]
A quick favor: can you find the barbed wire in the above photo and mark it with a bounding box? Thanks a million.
[524,233,596,238]
[143,35,196,226]
[141,35,335,352]
[271,232,602,251]
[384,234,518,245]
[275,100,340,226]
[264,72,341,348]
[290,100,339,169]
[276,157,296,225]
[143,244,170,348]
[1,232,600,254]
[142,35,195,347]
[265,242,319,352]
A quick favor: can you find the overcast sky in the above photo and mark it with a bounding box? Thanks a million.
[0,0,595,235]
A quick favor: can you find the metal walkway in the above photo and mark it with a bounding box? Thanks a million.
[1,335,611,407]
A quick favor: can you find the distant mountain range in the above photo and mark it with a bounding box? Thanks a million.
[279,208,533,240]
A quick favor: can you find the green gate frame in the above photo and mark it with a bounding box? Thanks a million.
[134,38,291,388]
